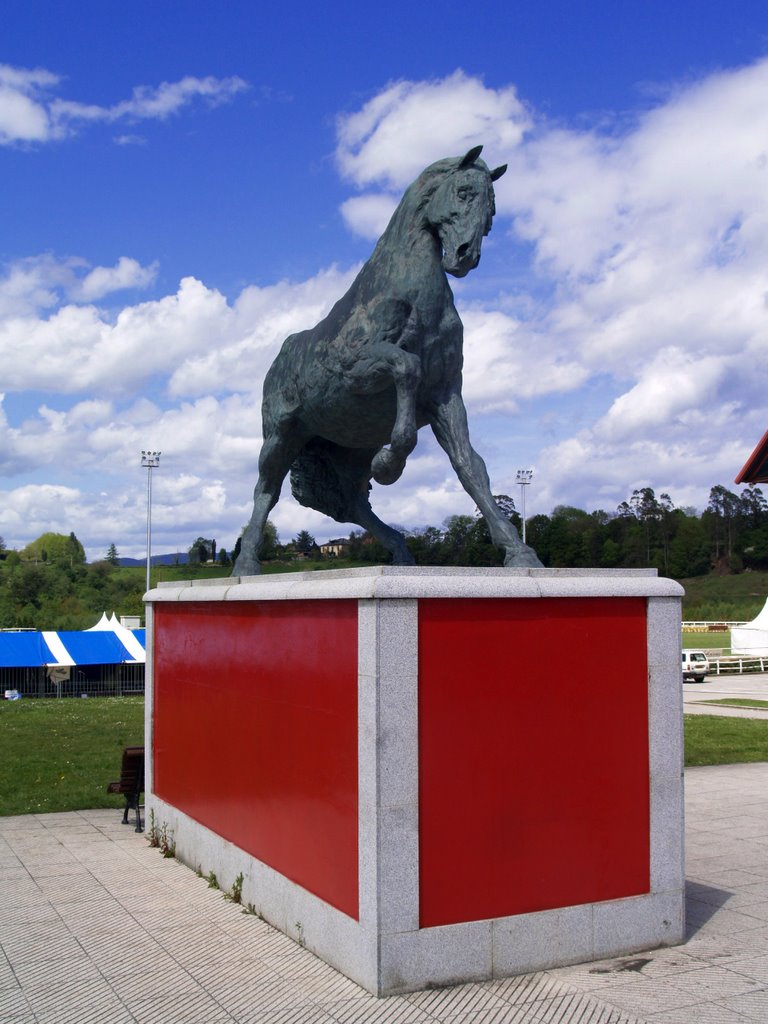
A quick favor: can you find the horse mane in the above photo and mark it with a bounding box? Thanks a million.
[380,154,495,242]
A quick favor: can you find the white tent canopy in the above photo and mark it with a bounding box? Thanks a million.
[731,597,768,655]
[86,611,146,663]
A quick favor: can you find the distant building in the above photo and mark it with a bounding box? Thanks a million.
[320,538,349,558]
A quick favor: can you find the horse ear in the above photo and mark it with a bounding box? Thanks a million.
[490,163,507,181]
[459,145,483,168]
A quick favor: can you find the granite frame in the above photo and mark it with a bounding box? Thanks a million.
[145,567,685,996]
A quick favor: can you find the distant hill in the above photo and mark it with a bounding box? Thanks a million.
[118,552,190,567]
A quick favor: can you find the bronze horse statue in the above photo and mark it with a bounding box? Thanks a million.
[233,145,542,574]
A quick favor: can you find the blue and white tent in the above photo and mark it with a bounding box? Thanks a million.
[0,631,56,668]
[0,615,145,668]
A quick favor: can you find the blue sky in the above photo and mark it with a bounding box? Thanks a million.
[2,1,768,560]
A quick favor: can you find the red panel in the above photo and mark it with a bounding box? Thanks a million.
[419,597,650,927]
[153,600,358,919]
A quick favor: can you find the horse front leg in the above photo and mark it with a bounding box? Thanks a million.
[370,353,420,484]
[429,388,543,568]
[345,343,422,485]
[233,424,308,576]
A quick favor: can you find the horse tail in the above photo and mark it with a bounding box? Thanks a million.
[290,440,373,522]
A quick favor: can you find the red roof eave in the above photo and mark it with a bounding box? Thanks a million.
[736,428,768,484]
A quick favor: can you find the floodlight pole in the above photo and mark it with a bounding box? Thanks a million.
[516,469,534,545]
[141,451,161,594]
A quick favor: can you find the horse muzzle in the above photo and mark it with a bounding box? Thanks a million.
[442,243,480,278]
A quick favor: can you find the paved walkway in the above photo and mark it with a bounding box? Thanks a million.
[683,674,768,718]
[2,763,768,1023]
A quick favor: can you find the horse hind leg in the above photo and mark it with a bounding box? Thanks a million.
[304,442,415,566]
[349,494,415,566]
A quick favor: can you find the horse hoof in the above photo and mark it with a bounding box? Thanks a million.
[503,545,544,569]
[232,555,262,577]
[371,449,405,485]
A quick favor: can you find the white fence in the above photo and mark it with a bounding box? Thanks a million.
[705,655,768,675]
[681,622,768,674]
[682,621,747,631]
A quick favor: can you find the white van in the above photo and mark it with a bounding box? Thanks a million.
[682,649,710,682]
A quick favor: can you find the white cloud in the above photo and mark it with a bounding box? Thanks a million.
[0,64,248,145]
[339,194,398,240]
[335,70,529,240]
[594,348,730,441]
[336,70,529,189]
[5,60,768,560]
[327,60,768,525]
[50,75,248,130]
[75,257,158,302]
[167,265,357,398]
[0,261,355,398]
[0,484,85,544]
[0,64,58,143]
[0,254,158,317]
[461,308,589,414]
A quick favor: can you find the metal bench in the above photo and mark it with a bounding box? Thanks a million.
[106,745,145,833]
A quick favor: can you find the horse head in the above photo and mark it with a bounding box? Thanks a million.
[424,145,507,278]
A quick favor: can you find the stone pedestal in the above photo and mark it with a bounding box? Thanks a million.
[145,567,684,996]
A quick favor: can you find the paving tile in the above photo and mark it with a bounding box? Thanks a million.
[683,929,768,965]
[645,1001,761,1022]
[183,953,283,988]
[76,940,169,981]
[686,904,768,937]
[581,951,710,983]
[108,960,202,1001]
[323,997,437,1023]
[201,985,326,1023]
[0,949,17,990]
[268,947,358,986]
[444,1005,564,1024]
[715,989,768,1022]
[534,963,646,995]
[241,1005,339,1024]
[530,991,647,1022]
[33,998,137,1023]
[406,982,515,1017]
[724,954,768,983]
[671,964,763,1001]
[20,860,90,879]
[287,974,371,1005]
[203,971,318,1012]
[727,901,768,924]
[575,976,704,1016]
[2,768,768,1023]
[0,986,32,1018]
[126,987,236,1023]
[717,881,768,908]
[685,867,766,888]
[10,957,103,993]
[22,975,120,1015]
[1,919,78,960]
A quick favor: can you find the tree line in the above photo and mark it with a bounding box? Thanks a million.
[256,484,768,579]
[1,483,766,630]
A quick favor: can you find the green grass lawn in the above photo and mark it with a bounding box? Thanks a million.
[0,697,144,816]
[2,697,768,815]
[680,572,768,621]
[692,698,768,709]
[684,714,768,766]
[682,630,731,650]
